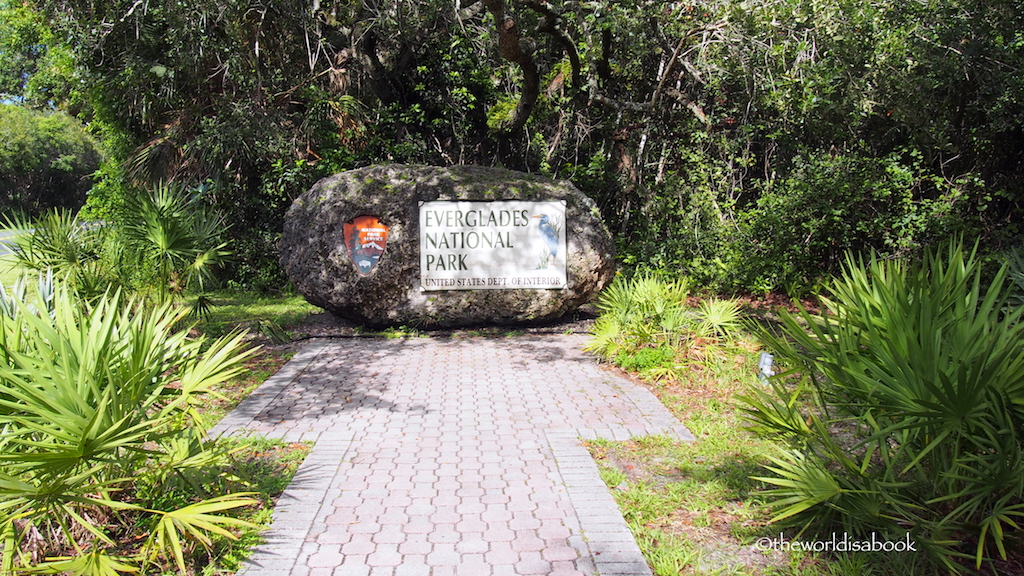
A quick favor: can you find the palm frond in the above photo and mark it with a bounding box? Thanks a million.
[742,239,1024,569]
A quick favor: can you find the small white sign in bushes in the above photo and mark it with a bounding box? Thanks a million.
[419,200,567,290]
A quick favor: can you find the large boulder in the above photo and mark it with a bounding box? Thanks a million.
[279,164,615,328]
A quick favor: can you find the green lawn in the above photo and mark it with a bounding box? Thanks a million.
[189,291,321,338]
[586,337,824,576]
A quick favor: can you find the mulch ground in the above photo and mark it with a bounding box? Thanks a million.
[285,304,601,340]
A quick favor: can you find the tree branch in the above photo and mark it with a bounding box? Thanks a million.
[483,0,540,135]
[518,0,581,92]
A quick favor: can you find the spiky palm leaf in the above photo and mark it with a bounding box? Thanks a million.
[0,211,113,299]
[743,240,1024,571]
[144,494,258,574]
[24,550,140,576]
[0,282,257,574]
[122,182,232,303]
[697,298,742,338]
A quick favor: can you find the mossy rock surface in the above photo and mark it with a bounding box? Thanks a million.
[279,164,615,328]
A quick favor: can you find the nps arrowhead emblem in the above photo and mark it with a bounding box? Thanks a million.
[343,215,389,276]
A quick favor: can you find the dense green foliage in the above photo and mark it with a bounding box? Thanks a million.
[4,183,232,308]
[0,0,80,108]
[0,105,101,216]
[586,274,743,381]
[0,281,261,574]
[741,242,1024,572]
[4,0,351,289]
[2,0,1021,291]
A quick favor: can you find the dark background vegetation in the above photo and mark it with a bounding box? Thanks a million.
[1,0,1021,294]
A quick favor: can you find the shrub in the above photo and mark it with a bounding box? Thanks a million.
[735,150,965,295]
[3,182,231,310]
[740,241,1024,573]
[586,274,743,380]
[0,105,102,217]
[616,345,676,373]
[585,273,692,360]
[0,281,258,574]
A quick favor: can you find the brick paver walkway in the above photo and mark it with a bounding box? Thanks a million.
[211,334,694,576]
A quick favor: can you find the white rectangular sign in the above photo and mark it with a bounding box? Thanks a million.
[419,200,567,290]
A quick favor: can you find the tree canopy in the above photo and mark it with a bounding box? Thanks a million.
[4,0,1022,292]
[0,104,101,215]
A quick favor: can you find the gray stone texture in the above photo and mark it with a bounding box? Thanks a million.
[279,164,615,328]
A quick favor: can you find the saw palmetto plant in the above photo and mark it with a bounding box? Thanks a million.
[585,273,693,359]
[121,182,232,305]
[1,182,231,319]
[741,241,1024,573]
[0,281,258,574]
[1,210,114,300]
[586,273,743,370]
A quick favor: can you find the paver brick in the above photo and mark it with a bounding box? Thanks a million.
[543,544,582,561]
[366,543,403,567]
[426,545,462,566]
[341,535,376,556]
[454,534,489,554]
[307,546,345,568]
[484,542,520,565]
[371,525,406,544]
[399,516,432,532]
[515,551,553,575]
[426,527,462,544]
[348,521,382,534]
[224,335,679,576]
[331,564,370,576]
[510,534,546,553]
[483,526,516,542]
[455,515,487,533]
[394,564,431,576]
[397,534,433,555]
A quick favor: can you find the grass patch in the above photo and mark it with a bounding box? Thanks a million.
[381,324,425,338]
[188,339,307,575]
[196,436,312,576]
[190,291,320,339]
[587,331,834,576]
[190,297,311,575]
